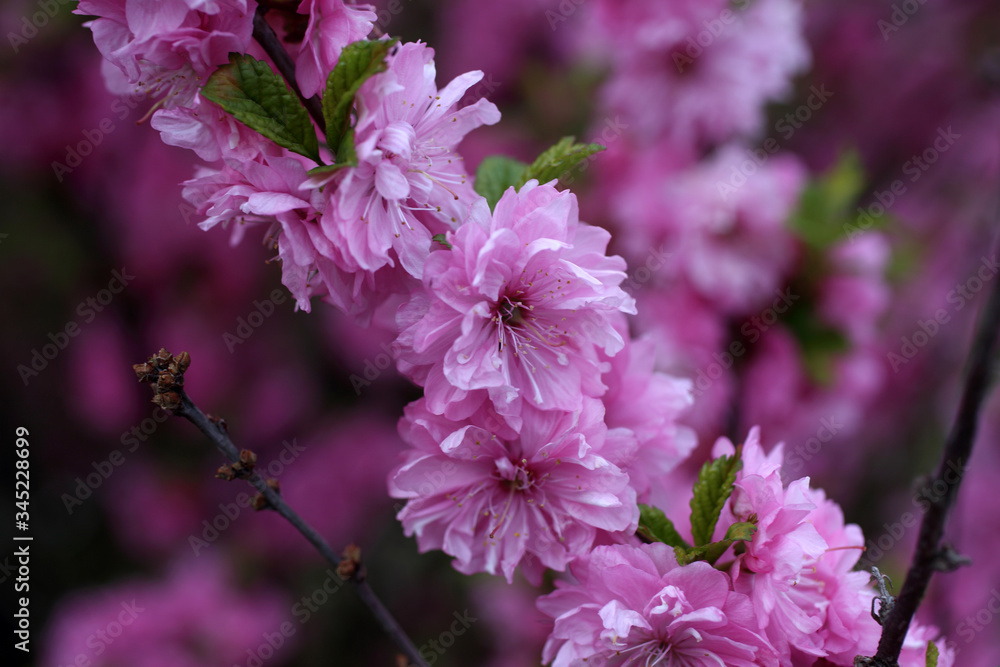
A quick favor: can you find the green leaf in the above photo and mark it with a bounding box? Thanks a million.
[637,504,691,549]
[782,295,851,386]
[689,453,742,546]
[517,136,604,188]
[925,641,939,667]
[789,151,866,249]
[322,39,397,160]
[474,156,527,211]
[306,129,359,179]
[202,54,319,162]
[675,521,757,566]
[431,233,452,250]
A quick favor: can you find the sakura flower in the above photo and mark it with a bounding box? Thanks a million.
[388,397,637,583]
[590,0,809,149]
[537,543,778,666]
[613,144,806,317]
[76,0,256,109]
[294,0,377,98]
[394,181,636,424]
[599,322,698,505]
[322,41,500,279]
[713,429,829,662]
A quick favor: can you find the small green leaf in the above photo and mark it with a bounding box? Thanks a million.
[307,163,351,178]
[322,39,397,159]
[689,453,742,547]
[637,504,691,549]
[202,54,319,162]
[517,136,604,188]
[431,234,452,250]
[474,156,527,211]
[925,641,939,667]
[675,522,757,565]
[789,151,867,249]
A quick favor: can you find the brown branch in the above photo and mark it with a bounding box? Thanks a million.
[862,236,1000,666]
[133,349,429,667]
[251,7,326,135]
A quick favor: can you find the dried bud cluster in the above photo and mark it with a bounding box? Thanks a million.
[133,348,190,412]
[216,449,258,481]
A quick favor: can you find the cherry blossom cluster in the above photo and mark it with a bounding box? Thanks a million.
[75,0,953,665]
[538,429,955,666]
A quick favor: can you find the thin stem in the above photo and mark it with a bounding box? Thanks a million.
[176,392,430,667]
[866,236,1000,665]
[251,8,327,135]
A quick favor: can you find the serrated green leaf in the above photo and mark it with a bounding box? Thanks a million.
[925,641,939,667]
[474,156,527,211]
[202,54,319,162]
[689,454,742,547]
[322,39,397,159]
[517,136,604,188]
[431,234,452,249]
[637,504,691,549]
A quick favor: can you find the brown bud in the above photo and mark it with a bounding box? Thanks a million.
[207,414,229,433]
[174,351,191,373]
[251,493,269,511]
[265,478,281,494]
[153,348,172,368]
[152,391,182,411]
[216,465,236,481]
[156,372,179,392]
[238,449,257,471]
[133,362,156,383]
[337,544,364,581]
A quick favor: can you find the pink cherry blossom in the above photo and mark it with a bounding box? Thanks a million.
[389,397,637,583]
[590,0,809,149]
[537,542,778,666]
[76,0,256,109]
[322,40,500,279]
[600,323,698,504]
[394,181,636,424]
[293,0,377,98]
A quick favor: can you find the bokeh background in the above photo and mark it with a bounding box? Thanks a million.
[1,0,999,665]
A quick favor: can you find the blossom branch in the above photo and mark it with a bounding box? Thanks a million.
[251,7,327,135]
[133,349,430,667]
[865,236,1000,666]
